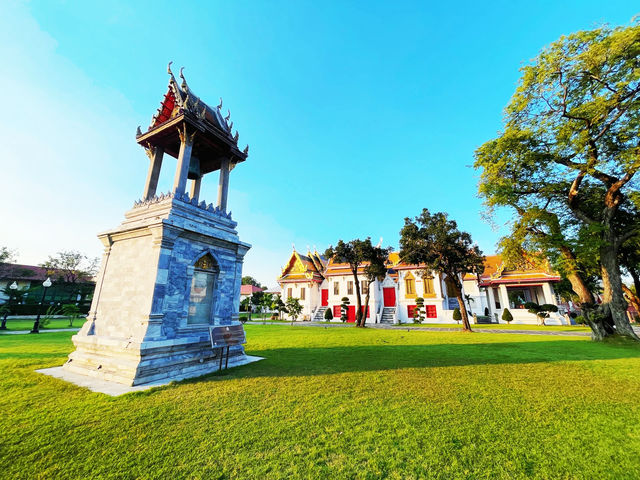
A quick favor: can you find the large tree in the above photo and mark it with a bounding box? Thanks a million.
[399,209,484,332]
[325,238,390,327]
[360,243,392,327]
[475,21,640,340]
[0,247,17,264]
[241,276,263,288]
[41,250,98,283]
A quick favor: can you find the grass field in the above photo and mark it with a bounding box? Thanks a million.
[0,317,80,331]
[1,326,639,479]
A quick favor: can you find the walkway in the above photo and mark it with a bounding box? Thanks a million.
[0,328,80,335]
[244,321,608,337]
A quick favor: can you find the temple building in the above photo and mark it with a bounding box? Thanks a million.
[278,248,566,325]
[462,255,565,324]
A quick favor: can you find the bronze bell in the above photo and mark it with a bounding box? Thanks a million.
[187,156,201,180]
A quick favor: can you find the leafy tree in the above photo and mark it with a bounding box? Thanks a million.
[250,291,265,319]
[260,293,274,321]
[340,297,350,323]
[525,302,559,326]
[452,307,462,324]
[286,297,303,323]
[241,276,263,288]
[502,308,513,325]
[360,241,392,327]
[475,22,640,340]
[61,303,82,327]
[324,307,333,321]
[41,250,98,283]
[325,238,389,327]
[0,246,17,264]
[240,297,251,312]
[400,209,484,332]
[271,296,286,320]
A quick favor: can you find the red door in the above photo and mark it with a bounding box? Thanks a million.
[347,305,356,322]
[383,288,396,307]
[321,289,329,307]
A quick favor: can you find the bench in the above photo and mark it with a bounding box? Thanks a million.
[209,325,246,370]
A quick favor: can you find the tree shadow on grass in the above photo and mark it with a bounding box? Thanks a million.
[220,340,640,379]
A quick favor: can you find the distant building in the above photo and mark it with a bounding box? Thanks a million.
[277,248,566,325]
[240,284,265,302]
[0,262,95,307]
[462,255,564,325]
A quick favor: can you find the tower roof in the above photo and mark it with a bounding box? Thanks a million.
[135,63,248,174]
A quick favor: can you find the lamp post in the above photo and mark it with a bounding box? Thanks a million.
[31,277,52,334]
[0,281,18,330]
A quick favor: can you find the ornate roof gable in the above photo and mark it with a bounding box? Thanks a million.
[140,62,249,156]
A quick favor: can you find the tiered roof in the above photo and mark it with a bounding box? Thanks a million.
[469,255,561,286]
[135,63,248,174]
[278,249,325,284]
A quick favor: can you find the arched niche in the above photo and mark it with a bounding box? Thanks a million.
[187,253,220,325]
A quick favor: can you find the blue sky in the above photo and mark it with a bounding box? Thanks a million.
[1,1,637,286]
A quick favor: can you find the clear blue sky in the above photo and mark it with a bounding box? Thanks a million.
[1,1,637,286]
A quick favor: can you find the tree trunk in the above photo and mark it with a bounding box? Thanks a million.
[450,274,472,332]
[361,280,373,327]
[559,245,615,340]
[353,269,363,327]
[628,265,640,300]
[600,240,639,340]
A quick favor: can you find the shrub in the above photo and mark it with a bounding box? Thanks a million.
[452,307,461,323]
[502,308,513,324]
[340,297,350,322]
[324,308,333,321]
[414,297,425,324]
[574,315,586,325]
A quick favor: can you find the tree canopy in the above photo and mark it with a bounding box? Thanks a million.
[400,209,484,332]
[241,276,263,288]
[41,250,98,283]
[475,21,640,340]
[325,238,391,327]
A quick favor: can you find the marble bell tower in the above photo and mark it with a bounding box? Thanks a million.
[63,64,251,386]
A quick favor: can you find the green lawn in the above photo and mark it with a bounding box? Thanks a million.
[0,317,80,331]
[1,326,639,479]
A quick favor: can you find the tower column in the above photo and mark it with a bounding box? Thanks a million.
[217,157,230,211]
[190,175,202,202]
[143,147,164,200]
[173,126,194,196]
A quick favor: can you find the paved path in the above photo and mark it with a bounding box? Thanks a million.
[244,321,611,337]
[0,328,80,335]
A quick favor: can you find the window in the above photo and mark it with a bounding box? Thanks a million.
[407,305,416,318]
[187,254,217,325]
[404,272,416,298]
[361,281,368,294]
[426,305,437,318]
[333,305,342,318]
[334,282,340,295]
[287,287,293,299]
[347,281,353,295]
[300,287,305,300]
[423,276,435,297]
[493,288,501,309]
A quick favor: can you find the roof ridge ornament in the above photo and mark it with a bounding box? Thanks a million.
[179,66,188,91]
[217,98,223,110]
[243,145,249,155]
